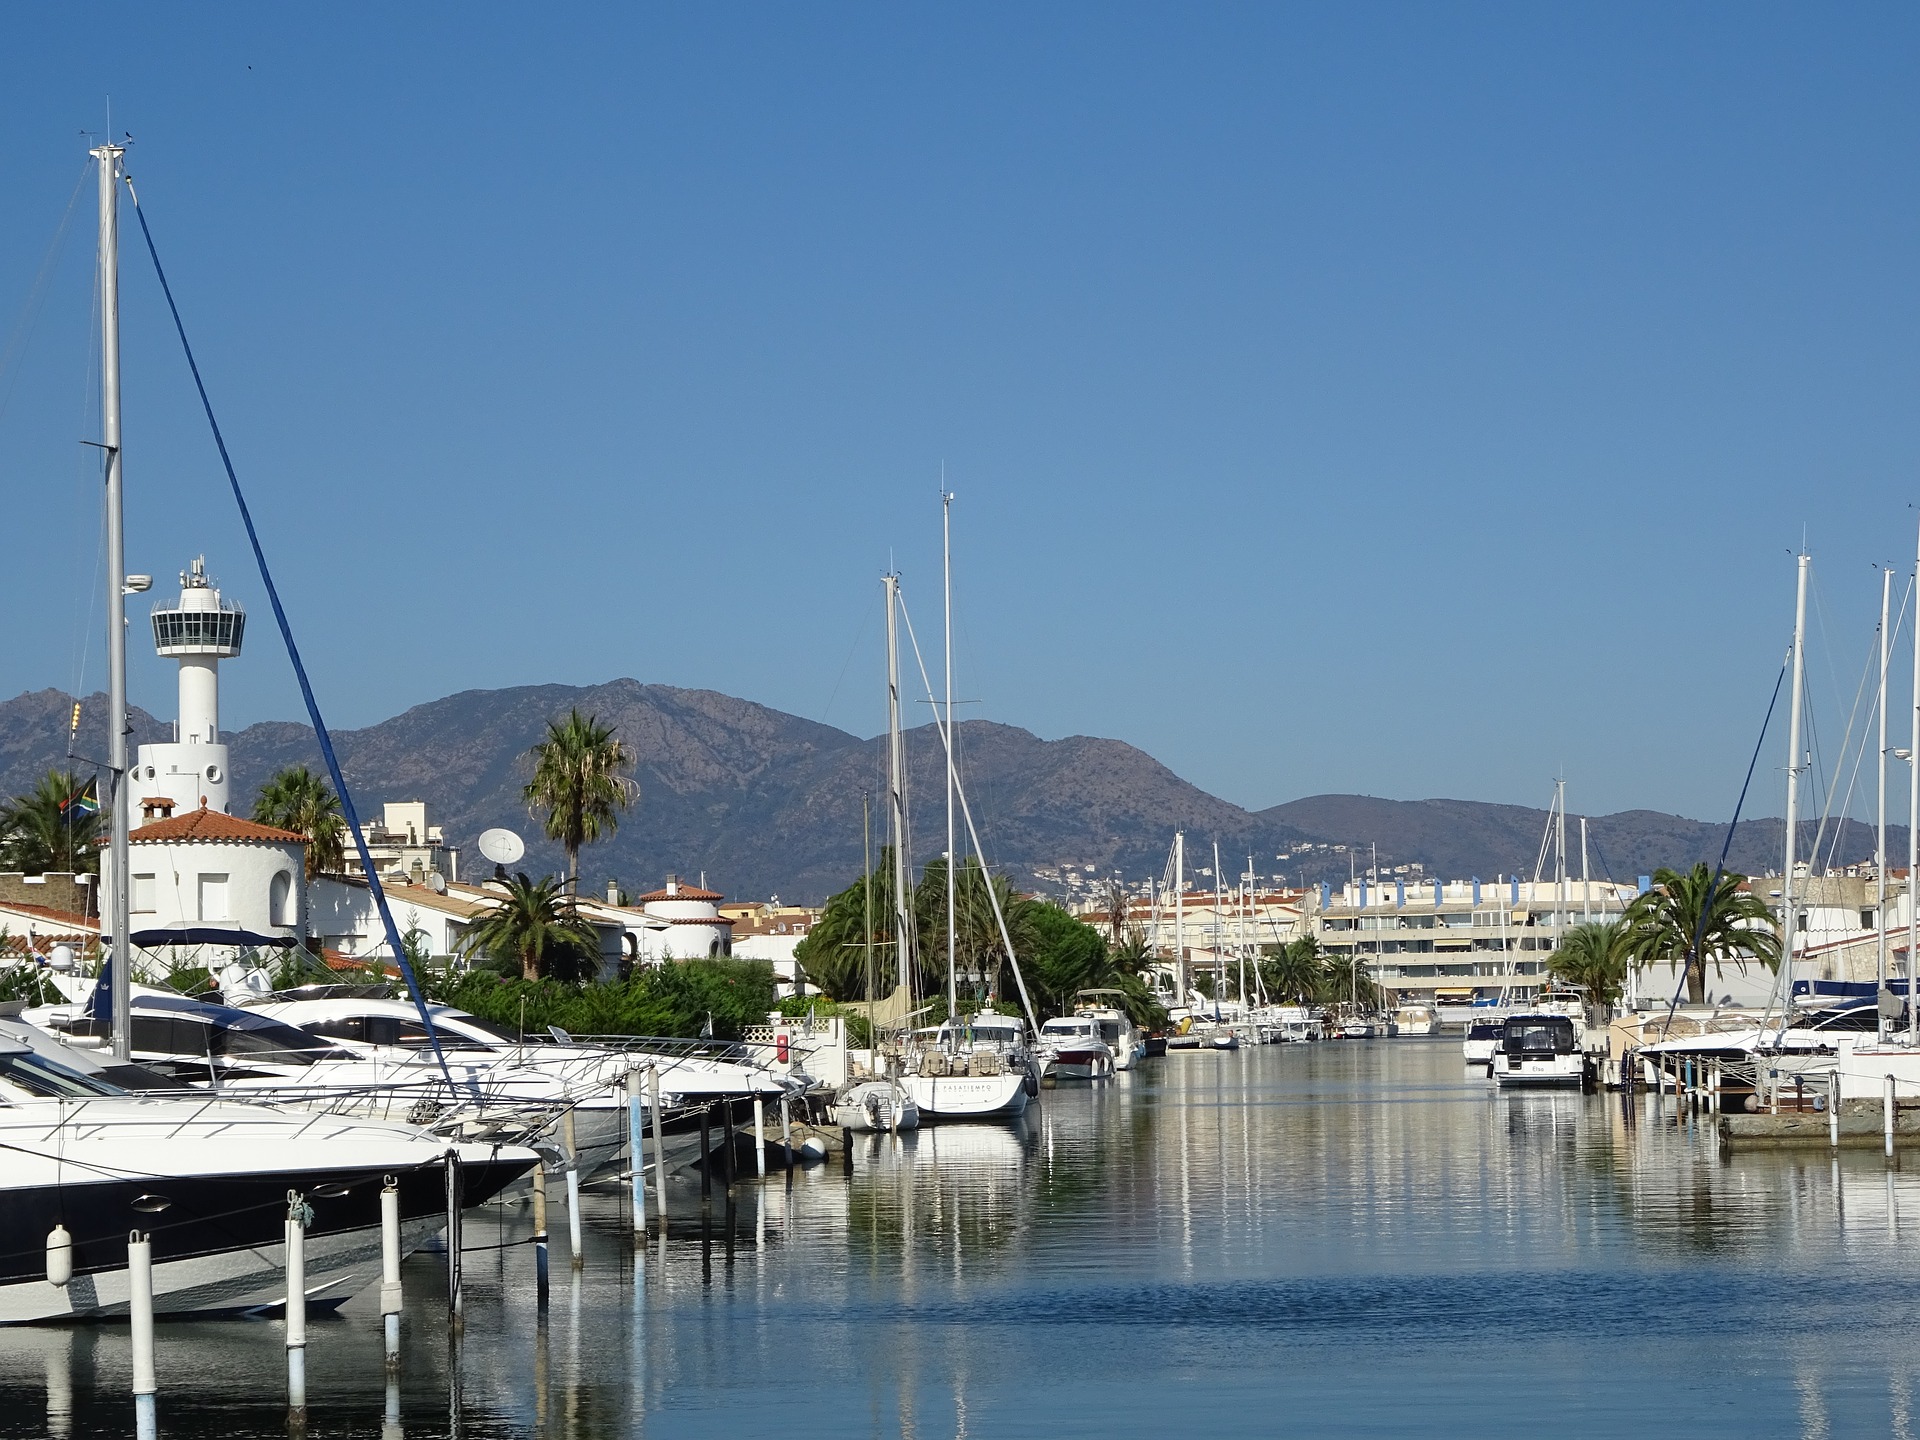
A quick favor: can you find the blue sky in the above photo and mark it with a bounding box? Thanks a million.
[3,5,1919,824]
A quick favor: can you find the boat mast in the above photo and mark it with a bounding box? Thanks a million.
[942,489,958,1025]
[1174,831,1186,1007]
[863,790,875,1013]
[1878,565,1891,1042]
[1579,816,1590,927]
[1213,840,1225,1021]
[1781,551,1809,1022]
[1554,780,1566,960]
[1909,518,1920,1043]
[92,139,131,1063]
[885,574,913,1000]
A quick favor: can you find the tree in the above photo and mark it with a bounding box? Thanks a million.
[460,872,601,982]
[1260,936,1325,1005]
[1549,921,1633,1019]
[0,770,101,876]
[524,710,636,896]
[1024,901,1109,1015]
[913,854,1036,1002]
[1318,948,1380,1011]
[1621,864,1781,1006]
[792,858,894,1001]
[1098,877,1132,946]
[253,765,346,879]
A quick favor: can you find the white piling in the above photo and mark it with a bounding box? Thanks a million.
[753,1095,767,1178]
[382,1376,403,1440]
[648,1066,668,1230]
[128,1232,156,1440]
[628,1070,648,1242]
[532,1160,550,1305]
[566,1163,583,1267]
[780,1093,793,1169]
[1830,1074,1841,1149]
[444,1153,464,1327]
[286,1193,308,1421]
[1887,1074,1898,1159]
[380,1180,402,1368]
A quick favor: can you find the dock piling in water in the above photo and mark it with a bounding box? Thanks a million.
[648,1067,668,1229]
[1830,1075,1841,1149]
[627,1068,648,1243]
[445,1153,464,1327]
[286,1192,308,1425]
[129,1232,155,1440]
[754,1096,767,1177]
[532,1159,550,1305]
[1886,1075,1897,1159]
[380,1179,403,1368]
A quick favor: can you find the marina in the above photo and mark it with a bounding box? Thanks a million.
[7,1039,1920,1436]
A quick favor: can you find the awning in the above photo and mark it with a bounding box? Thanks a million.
[124,927,299,948]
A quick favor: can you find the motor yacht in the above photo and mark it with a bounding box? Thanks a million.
[1463,1018,1505,1072]
[1036,1014,1116,1079]
[1074,990,1148,1069]
[1491,1013,1587,1088]
[0,1031,533,1323]
[1393,1004,1436,1037]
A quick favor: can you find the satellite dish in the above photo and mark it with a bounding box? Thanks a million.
[48,945,75,973]
[426,871,448,894]
[477,829,525,866]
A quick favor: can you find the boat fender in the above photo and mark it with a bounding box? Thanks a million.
[1023,1066,1040,1098]
[46,1224,72,1288]
[800,1135,829,1163]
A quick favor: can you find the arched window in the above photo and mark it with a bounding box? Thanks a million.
[270,871,295,928]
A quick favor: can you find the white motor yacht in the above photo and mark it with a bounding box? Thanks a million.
[250,993,793,1174]
[1074,991,1148,1069]
[1491,1013,1587,1088]
[1393,1005,1437,1037]
[1036,1015,1116,1079]
[0,1030,534,1323]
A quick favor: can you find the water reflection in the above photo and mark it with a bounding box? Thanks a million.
[8,1042,1920,1437]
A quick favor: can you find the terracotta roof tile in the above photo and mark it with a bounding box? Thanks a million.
[130,802,305,846]
[636,882,723,902]
[0,901,100,931]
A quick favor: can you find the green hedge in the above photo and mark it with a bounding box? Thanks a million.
[430,958,778,1041]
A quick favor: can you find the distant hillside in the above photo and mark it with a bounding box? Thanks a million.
[0,683,1892,903]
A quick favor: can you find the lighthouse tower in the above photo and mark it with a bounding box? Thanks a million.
[129,556,247,815]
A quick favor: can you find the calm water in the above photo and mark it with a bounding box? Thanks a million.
[6,1039,1919,1438]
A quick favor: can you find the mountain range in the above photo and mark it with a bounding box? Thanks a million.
[0,681,1891,905]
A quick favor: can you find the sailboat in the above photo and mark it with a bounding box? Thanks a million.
[891,502,1036,1121]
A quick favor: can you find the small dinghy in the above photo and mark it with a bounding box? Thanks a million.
[832,1078,920,1133]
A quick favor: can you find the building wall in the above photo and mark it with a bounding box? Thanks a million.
[108,838,305,940]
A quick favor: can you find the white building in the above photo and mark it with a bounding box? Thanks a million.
[129,557,244,817]
[340,801,460,886]
[104,801,307,954]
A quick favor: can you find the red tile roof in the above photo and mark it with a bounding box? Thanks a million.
[130,801,305,846]
[0,900,100,930]
[637,882,723,902]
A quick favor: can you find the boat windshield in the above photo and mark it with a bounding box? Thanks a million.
[1501,1017,1576,1055]
[1467,1022,1504,1041]
[0,1050,126,1099]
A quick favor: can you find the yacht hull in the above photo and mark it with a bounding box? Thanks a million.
[0,1155,528,1325]
[901,1072,1029,1121]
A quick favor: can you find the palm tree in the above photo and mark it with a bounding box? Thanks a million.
[253,765,346,879]
[524,710,636,896]
[1549,920,1633,1022]
[1318,947,1380,1011]
[1621,864,1781,1006]
[0,770,101,875]
[1261,936,1325,1005]
[460,872,601,982]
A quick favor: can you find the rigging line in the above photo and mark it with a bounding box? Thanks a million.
[818,591,879,731]
[0,161,90,430]
[1659,653,1790,1037]
[67,253,106,724]
[896,592,1041,1032]
[123,182,457,1091]
[1811,619,1882,875]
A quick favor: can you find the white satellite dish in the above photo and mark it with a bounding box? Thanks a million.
[425,871,448,894]
[477,828,525,866]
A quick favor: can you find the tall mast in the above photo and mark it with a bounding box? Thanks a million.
[1554,780,1566,955]
[885,574,912,999]
[1879,566,1892,1041]
[1909,519,1920,1043]
[942,488,958,1025]
[1213,840,1225,1020]
[1174,831,1186,1007]
[1579,815,1590,926]
[92,140,131,1063]
[863,790,874,1013]
[1782,552,1809,1016]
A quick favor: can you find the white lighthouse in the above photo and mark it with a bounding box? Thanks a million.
[129,556,247,816]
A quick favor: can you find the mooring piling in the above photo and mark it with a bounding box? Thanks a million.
[444,1153,464,1327]
[648,1066,668,1230]
[128,1232,156,1440]
[380,1178,403,1369]
[532,1157,550,1306]
[628,1069,648,1242]
[286,1191,309,1426]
